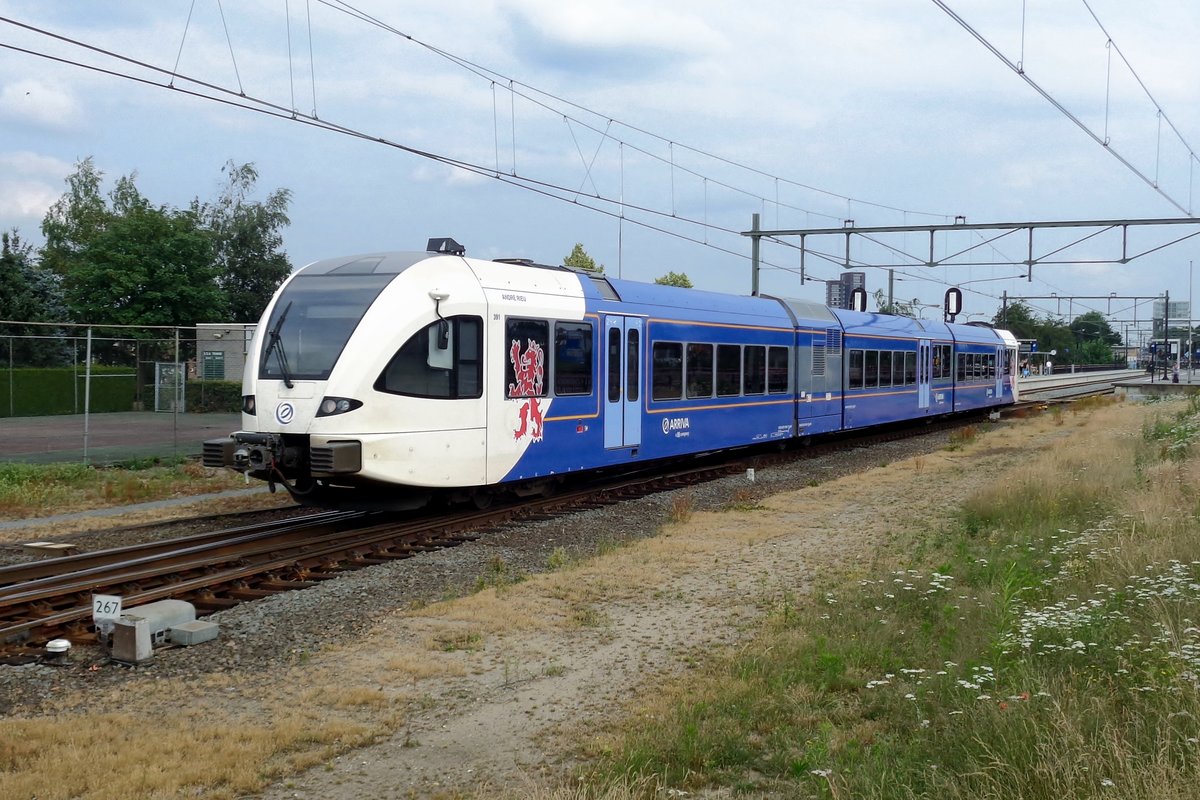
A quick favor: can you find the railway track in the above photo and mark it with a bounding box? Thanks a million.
[0,404,1055,663]
[0,458,750,660]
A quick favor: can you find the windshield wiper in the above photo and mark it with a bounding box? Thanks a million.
[263,300,295,389]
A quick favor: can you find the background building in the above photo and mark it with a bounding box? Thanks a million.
[195,323,257,381]
[825,272,866,309]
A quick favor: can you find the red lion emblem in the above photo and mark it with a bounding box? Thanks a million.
[509,338,545,442]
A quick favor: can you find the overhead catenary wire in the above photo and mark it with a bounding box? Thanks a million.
[0,10,1174,320]
[0,15,921,285]
[932,0,1196,217]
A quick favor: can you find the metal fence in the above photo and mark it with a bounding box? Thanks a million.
[0,321,254,464]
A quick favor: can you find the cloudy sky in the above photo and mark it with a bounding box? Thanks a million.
[1,1,1198,332]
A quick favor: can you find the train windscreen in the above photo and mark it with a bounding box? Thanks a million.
[258,273,394,382]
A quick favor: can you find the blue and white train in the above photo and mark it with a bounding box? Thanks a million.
[204,239,1020,508]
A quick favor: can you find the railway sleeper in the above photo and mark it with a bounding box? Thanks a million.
[226,587,276,601]
[258,578,317,590]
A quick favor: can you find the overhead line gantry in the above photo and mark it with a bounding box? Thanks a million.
[743,215,1200,296]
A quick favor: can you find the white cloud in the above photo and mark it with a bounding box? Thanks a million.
[0,150,73,176]
[0,79,83,130]
[502,0,727,56]
[0,150,72,228]
[0,178,59,220]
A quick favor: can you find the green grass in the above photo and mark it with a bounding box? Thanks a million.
[0,458,247,517]
[586,401,1200,799]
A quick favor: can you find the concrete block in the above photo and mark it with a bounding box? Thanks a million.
[168,620,219,646]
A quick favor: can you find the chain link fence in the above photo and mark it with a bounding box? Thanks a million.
[0,321,255,464]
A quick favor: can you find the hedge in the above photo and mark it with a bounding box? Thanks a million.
[0,367,137,417]
[0,371,243,417]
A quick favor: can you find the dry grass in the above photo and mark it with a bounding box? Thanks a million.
[668,491,694,523]
[0,706,386,800]
[387,652,468,681]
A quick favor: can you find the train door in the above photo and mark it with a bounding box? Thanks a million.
[918,339,932,410]
[994,346,1005,398]
[603,316,643,450]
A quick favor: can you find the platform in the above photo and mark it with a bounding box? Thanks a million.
[1114,370,1200,401]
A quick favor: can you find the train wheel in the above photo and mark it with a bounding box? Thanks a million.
[471,489,494,510]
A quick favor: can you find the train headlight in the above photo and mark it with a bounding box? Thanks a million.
[316,396,362,417]
[242,395,256,414]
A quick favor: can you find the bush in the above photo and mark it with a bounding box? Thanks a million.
[188,380,243,413]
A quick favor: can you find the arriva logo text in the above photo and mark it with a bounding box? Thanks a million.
[661,416,690,434]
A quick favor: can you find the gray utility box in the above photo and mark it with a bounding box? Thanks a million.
[111,617,153,664]
[109,600,201,664]
[123,599,196,646]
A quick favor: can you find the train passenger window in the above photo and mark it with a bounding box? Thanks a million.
[627,329,640,402]
[652,342,683,400]
[506,318,549,398]
[904,351,916,385]
[956,353,966,382]
[864,350,879,388]
[686,343,714,398]
[879,351,893,388]
[768,346,789,393]
[935,345,952,380]
[848,349,864,390]
[988,353,997,378]
[554,322,593,396]
[375,315,482,399]
[743,346,766,395]
[607,328,621,403]
[716,345,741,396]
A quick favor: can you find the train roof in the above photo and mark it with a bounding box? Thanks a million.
[833,308,1007,343]
[594,275,799,325]
[296,251,438,275]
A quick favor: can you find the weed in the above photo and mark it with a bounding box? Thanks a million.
[430,629,484,652]
[474,555,523,592]
[546,547,571,570]
[947,424,978,449]
[669,492,694,523]
[572,604,609,628]
[725,488,764,512]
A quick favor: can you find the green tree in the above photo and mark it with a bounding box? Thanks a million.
[65,204,224,327]
[0,231,70,365]
[1070,311,1121,346]
[563,243,604,274]
[1035,318,1075,361]
[992,301,1039,339]
[872,289,918,318]
[654,271,693,288]
[1076,338,1118,365]
[194,161,293,322]
[40,157,110,277]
